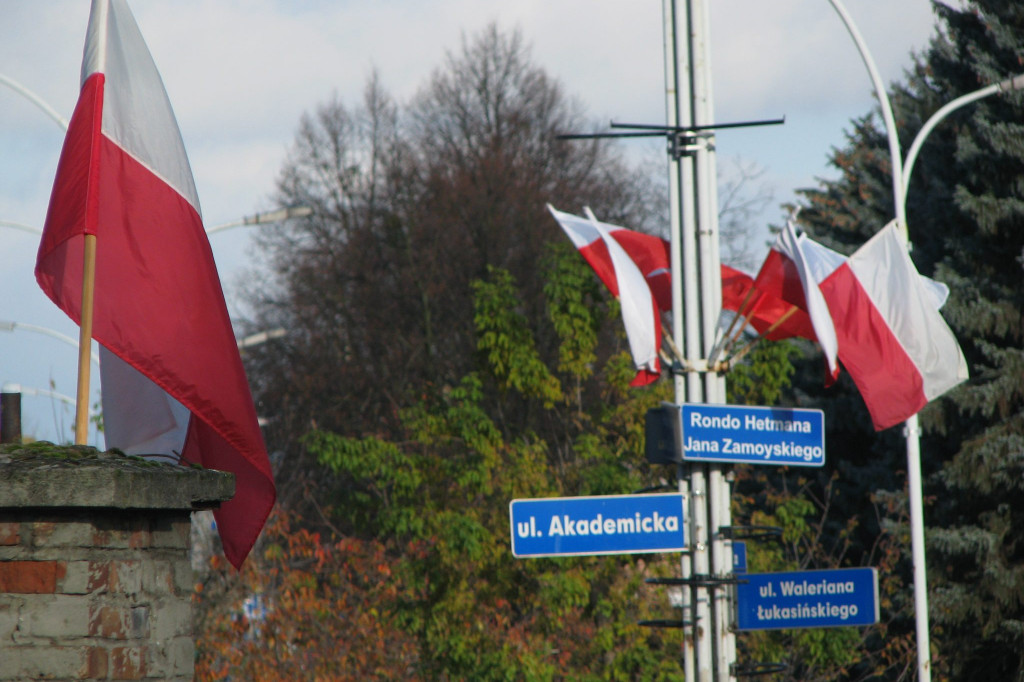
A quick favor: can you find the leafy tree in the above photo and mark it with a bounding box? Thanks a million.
[194,510,422,681]
[795,1,1024,677]
[241,26,656,510]
[238,253,687,680]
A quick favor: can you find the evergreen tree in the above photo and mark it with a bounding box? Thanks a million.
[797,1,1024,678]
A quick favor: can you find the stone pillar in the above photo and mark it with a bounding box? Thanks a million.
[0,445,234,681]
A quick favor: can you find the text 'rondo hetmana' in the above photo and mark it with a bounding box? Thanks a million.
[681,403,825,467]
[509,493,686,558]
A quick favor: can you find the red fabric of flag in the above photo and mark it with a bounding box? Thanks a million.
[35,0,274,568]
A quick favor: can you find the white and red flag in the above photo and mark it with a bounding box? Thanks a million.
[754,221,968,430]
[36,0,275,568]
[548,205,662,385]
[548,205,818,383]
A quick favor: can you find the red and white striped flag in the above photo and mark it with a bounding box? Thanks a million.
[36,0,275,568]
[548,205,818,383]
[548,205,662,385]
[754,221,968,430]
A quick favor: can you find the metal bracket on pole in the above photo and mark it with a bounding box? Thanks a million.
[638,618,694,629]
[718,525,784,542]
[668,131,709,160]
[731,663,788,678]
[662,357,731,376]
[647,575,746,589]
[555,118,784,156]
[632,483,680,495]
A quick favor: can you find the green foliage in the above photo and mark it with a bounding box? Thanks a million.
[474,265,563,407]
[306,430,426,537]
[726,338,800,406]
[299,260,690,679]
[543,240,606,382]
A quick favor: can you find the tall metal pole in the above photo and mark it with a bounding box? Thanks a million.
[687,0,734,677]
[665,0,732,678]
[825,1,922,678]
[662,2,696,678]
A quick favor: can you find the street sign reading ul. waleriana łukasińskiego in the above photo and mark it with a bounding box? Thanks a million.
[735,567,879,630]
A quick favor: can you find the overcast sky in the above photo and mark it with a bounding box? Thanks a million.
[0,0,945,445]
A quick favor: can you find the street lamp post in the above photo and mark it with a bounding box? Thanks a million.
[206,206,313,234]
[827,2,1024,679]
[824,1,922,678]
[1,206,313,237]
[237,328,287,349]
[902,74,1024,203]
[0,319,100,366]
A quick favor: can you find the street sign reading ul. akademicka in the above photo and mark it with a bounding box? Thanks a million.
[681,403,825,467]
[509,493,686,558]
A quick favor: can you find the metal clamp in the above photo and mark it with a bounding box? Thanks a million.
[719,525,783,542]
[646,574,746,589]
[731,663,788,677]
[638,618,693,629]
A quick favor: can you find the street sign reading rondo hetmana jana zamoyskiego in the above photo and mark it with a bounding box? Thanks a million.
[681,403,825,467]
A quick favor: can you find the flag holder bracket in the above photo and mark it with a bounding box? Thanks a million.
[638,618,694,629]
[718,525,784,542]
[646,574,746,589]
[731,663,788,677]
[662,355,730,377]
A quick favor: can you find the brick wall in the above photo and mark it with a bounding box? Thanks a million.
[0,448,234,681]
[0,511,196,680]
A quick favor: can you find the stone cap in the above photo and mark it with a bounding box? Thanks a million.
[0,442,235,511]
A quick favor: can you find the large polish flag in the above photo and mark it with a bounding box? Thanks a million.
[754,221,968,430]
[821,222,968,430]
[35,0,275,568]
[548,205,662,385]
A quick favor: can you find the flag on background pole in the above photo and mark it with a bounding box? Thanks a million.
[752,220,968,430]
[819,222,968,430]
[722,266,815,342]
[35,0,275,568]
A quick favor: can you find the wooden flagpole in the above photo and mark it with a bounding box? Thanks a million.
[74,233,98,444]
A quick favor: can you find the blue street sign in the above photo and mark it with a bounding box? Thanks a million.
[736,567,879,630]
[681,403,825,467]
[510,493,686,558]
[732,540,747,573]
